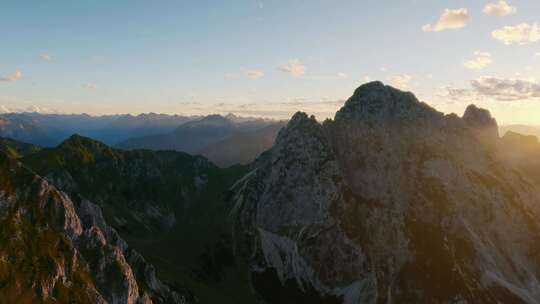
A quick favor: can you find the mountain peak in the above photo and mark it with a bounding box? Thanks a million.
[463,104,497,127]
[335,81,435,123]
[289,111,310,124]
[59,134,113,157]
[463,104,499,139]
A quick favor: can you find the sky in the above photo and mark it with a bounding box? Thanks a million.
[1,0,540,124]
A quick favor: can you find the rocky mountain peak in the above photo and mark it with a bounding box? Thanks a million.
[234,82,540,303]
[463,104,497,127]
[288,111,318,128]
[274,112,326,151]
[335,82,439,125]
[463,104,499,139]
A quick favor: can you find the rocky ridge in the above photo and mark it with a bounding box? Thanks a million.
[233,81,540,303]
[0,152,190,303]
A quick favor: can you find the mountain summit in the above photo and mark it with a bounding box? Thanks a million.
[233,82,540,303]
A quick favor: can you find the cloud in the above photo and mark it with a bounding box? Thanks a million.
[470,76,540,101]
[337,72,348,79]
[0,105,11,113]
[83,83,98,90]
[388,74,413,89]
[0,70,22,82]
[492,23,540,45]
[23,105,57,114]
[436,86,480,104]
[422,8,469,32]
[244,69,265,79]
[278,59,305,77]
[483,1,516,16]
[464,52,492,70]
[40,53,52,61]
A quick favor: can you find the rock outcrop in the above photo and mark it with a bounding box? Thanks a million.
[0,153,190,303]
[233,81,540,303]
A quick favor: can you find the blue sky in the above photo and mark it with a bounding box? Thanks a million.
[1,0,540,124]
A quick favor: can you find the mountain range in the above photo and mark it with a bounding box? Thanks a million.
[500,124,540,139]
[0,112,284,167]
[2,82,540,303]
[0,112,195,146]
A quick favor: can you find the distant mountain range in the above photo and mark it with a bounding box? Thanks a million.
[118,114,284,166]
[500,124,540,139]
[199,122,286,167]
[0,112,196,146]
[0,112,284,167]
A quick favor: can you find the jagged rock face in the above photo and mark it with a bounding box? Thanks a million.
[234,81,540,303]
[0,154,190,304]
[20,135,254,303]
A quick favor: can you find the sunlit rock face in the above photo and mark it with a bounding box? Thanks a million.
[233,81,540,303]
[0,154,190,304]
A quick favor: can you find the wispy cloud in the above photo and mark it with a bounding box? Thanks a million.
[244,69,265,79]
[0,70,22,82]
[437,86,482,104]
[388,74,413,89]
[83,83,98,90]
[483,1,516,16]
[40,53,52,61]
[278,59,306,77]
[471,76,540,101]
[492,23,540,45]
[464,52,492,70]
[422,8,469,32]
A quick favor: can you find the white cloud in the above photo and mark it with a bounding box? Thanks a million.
[436,86,481,104]
[278,59,305,77]
[83,83,98,90]
[388,74,413,89]
[422,8,469,32]
[40,53,52,61]
[535,52,540,57]
[483,1,516,16]
[0,70,22,82]
[492,23,540,45]
[464,52,492,70]
[471,76,540,101]
[337,72,348,79]
[244,69,265,79]
[0,105,11,113]
[23,105,57,114]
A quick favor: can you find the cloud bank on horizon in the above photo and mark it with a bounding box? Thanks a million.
[1,0,540,124]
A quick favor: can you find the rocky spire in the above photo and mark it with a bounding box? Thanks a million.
[463,104,499,140]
